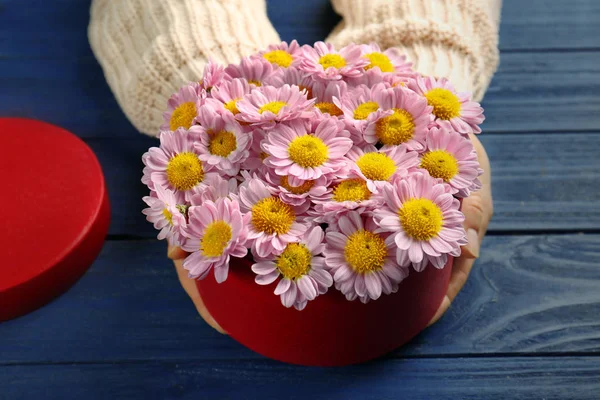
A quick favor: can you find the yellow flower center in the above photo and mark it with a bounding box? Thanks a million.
[260,152,269,161]
[420,150,460,182]
[200,220,232,257]
[298,85,313,99]
[166,152,204,191]
[425,88,461,120]
[353,101,379,120]
[287,135,328,168]
[251,197,296,235]
[399,198,444,241]
[315,102,343,116]
[162,208,173,225]
[258,101,287,115]
[332,178,371,202]
[280,176,314,194]
[276,243,312,280]
[363,52,394,73]
[344,230,387,274]
[169,101,197,131]
[356,152,397,181]
[319,54,346,70]
[209,130,237,157]
[263,50,294,68]
[248,80,262,86]
[224,99,240,115]
[375,108,415,146]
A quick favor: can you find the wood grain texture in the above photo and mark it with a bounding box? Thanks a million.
[89,132,600,238]
[480,51,600,133]
[1,357,599,400]
[1,235,598,364]
[1,0,600,397]
[499,0,600,50]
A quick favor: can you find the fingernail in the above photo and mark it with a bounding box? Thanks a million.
[167,246,185,260]
[463,228,480,258]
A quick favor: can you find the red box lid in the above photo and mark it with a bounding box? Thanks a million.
[0,118,110,322]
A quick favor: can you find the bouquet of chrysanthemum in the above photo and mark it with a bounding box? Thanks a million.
[142,41,484,365]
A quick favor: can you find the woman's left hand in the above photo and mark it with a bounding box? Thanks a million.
[428,133,493,326]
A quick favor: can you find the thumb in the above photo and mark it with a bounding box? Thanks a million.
[168,244,226,334]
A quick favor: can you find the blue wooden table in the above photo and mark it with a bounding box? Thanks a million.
[1,0,599,398]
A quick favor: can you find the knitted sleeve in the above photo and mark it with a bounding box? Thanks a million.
[88,0,280,136]
[326,0,502,102]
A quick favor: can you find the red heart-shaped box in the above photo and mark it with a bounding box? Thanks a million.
[197,256,451,366]
[0,118,110,322]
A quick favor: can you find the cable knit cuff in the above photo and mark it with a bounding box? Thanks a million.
[326,0,500,101]
[89,0,280,136]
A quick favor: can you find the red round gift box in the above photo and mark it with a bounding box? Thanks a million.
[197,255,451,366]
[0,118,110,322]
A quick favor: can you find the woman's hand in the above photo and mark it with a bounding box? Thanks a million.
[168,245,226,333]
[428,134,493,325]
[168,133,492,332]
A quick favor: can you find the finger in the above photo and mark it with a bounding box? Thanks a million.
[461,191,490,258]
[173,257,226,334]
[167,244,189,261]
[427,295,450,326]
[461,134,493,258]
[446,255,477,305]
[427,256,477,326]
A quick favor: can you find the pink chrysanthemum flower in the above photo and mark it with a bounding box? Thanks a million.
[257,40,303,69]
[359,43,413,75]
[311,80,347,117]
[299,41,368,81]
[324,211,408,303]
[195,105,251,176]
[199,60,228,92]
[241,129,269,173]
[224,56,282,88]
[410,76,484,135]
[182,197,248,283]
[262,117,352,186]
[239,178,308,258]
[143,128,214,203]
[264,170,329,208]
[280,66,315,99]
[346,144,420,192]
[375,171,467,272]
[142,184,187,246]
[190,174,239,206]
[364,86,433,151]
[204,78,252,118]
[160,83,204,132]
[310,177,382,224]
[336,83,393,142]
[419,122,483,197]
[235,84,315,129]
[251,226,333,310]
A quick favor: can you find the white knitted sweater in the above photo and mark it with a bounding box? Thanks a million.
[89,0,501,136]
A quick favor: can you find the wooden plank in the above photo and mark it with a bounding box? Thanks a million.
[1,235,599,364]
[1,0,598,60]
[1,357,599,400]
[480,50,600,133]
[89,132,600,238]
[2,50,599,137]
[499,0,600,50]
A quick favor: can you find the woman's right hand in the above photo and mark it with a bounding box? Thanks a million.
[168,245,226,334]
